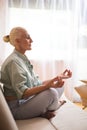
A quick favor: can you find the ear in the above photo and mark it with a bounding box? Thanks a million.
[15,38,20,43]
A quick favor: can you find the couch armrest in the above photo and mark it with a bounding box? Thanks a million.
[0,86,18,130]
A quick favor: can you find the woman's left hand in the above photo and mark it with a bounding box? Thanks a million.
[59,69,72,79]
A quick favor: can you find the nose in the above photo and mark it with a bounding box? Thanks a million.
[30,37,33,43]
[31,38,33,43]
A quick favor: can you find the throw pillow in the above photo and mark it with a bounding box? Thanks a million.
[80,80,87,84]
[75,85,87,108]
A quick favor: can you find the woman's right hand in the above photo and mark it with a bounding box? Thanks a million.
[23,76,64,98]
[43,76,64,89]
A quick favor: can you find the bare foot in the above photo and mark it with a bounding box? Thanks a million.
[58,100,66,108]
[82,106,87,110]
[41,110,56,120]
[41,100,66,120]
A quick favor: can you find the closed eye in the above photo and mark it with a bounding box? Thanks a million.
[27,34,31,39]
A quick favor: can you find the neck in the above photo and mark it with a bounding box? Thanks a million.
[15,48,25,54]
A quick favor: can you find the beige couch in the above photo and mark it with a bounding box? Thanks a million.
[0,85,87,130]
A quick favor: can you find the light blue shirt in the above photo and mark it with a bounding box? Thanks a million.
[1,49,42,99]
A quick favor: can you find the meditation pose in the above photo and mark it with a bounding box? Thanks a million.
[1,27,72,120]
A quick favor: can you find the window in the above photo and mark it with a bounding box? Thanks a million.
[8,7,75,60]
[7,0,87,81]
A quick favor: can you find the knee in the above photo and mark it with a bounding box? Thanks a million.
[56,87,64,98]
[45,88,59,110]
[44,88,58,100]
[36,88,59,112]
[49,88,58,99]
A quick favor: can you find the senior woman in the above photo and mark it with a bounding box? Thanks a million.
[1,27,72,120]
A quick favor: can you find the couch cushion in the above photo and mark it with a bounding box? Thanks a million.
[16,117,55,130]
[51,100,87,130]
[0,87,18,130]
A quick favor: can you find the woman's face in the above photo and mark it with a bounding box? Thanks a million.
[16,29,33,54]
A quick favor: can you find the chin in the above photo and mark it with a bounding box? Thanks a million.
[28,48,32,50]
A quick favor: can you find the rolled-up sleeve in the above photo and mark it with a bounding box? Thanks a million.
[8,61,28,99]
[1,50,42,99]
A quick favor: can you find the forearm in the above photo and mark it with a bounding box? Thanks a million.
[22,84,50,98]
[23,74,67,99]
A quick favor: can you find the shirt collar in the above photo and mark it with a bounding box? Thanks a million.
[13,49,29,61]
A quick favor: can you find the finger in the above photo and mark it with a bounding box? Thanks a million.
[58,81,64,87]
[64,70,72,76]
[69,71,72,77]
[53,76,63,82]
[63,69,68,74]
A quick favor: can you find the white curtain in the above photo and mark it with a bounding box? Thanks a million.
[1,0,87,101]
[0,0,8,65]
